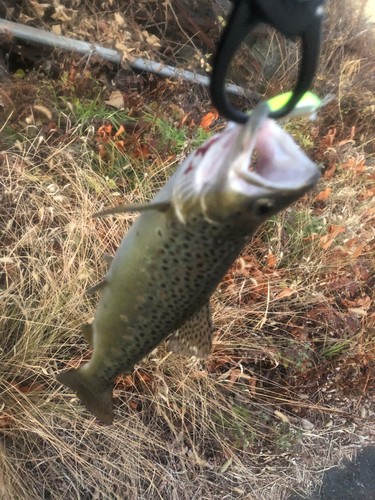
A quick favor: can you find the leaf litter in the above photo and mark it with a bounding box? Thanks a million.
[0,0,375,499]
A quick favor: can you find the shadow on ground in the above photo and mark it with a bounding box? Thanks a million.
[289,446,375,500]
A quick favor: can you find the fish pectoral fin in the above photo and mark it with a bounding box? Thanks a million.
[103,254,114,266]
[56,368,114,425]
[80,321,94,348]
[84,279,107,296]
[93,200,171,218]
[167,301,213,359]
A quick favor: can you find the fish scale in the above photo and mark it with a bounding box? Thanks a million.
[56,101,321,424]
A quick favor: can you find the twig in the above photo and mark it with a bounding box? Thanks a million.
[0,18,261,101]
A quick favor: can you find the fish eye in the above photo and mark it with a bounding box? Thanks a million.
[254,198,274,216]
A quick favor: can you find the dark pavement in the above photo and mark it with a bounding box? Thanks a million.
[288,446,375,500]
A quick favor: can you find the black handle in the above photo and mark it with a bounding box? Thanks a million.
[210,0,326,123]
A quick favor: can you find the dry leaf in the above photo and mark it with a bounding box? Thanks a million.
[52,5,72,22]
[249,376,257,396]
[345,237,358,248]
[114,12,126,26]
[352,246,363,259]
[98,21,109,34]
[114,124,125,138]
[97,124,113,139]
[267,252,276,268]
[200,112,215,129]
[114,140,126,151]
[51,24,62,35]
[362,187,375,200]
[146,34,161,48]
[304,233,320,242]
[315,187,332,201]
[323,163,336,179]
[190,371,208,379]
[132,144,149,159]
[0,412,13,428]
[319,225,345,250]
[29,0,50,17]
[320,128,336,148]
[105,91,124,110]
[228,369,241,387]
[276,288,295,299]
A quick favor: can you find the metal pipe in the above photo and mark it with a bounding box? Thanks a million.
[0,18,261,100]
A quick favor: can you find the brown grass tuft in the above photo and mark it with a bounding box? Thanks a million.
[0,1,375,499]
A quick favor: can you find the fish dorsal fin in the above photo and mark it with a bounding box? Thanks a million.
[93,201,170,218]
[168,301,213,359]
[81,321,94,348]
[84,279,107,296]
[103,254,114,266]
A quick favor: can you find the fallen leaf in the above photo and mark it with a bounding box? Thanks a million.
[319,225,345,250]
[190,371,208,379]
[132,143,149,159]
[249,376,257,396]
[276,288,295,299]
[115,12,126,26]
[267,252,276,268]
[200,112,215,128]
[328,224,345,235]
[320,128,336,148]
[114,140,126,151]
[137,371,152,385]
[323,163,336,179]
[362,187,375,200]
[0,413,13,428]
[228,369,241,387]
[114,124,125,138]
[115,375,133,388]
[98,20,109,34]
[348,308,367,316]
[315,187,332,201]
[352,246,363,260]
[15,382,45,393]
[52,5,72,22]
[304,233,320,242]
[29,0,50,17]
[97,124,113,138]
[146,34,161,48]
[51,24,62,35]
[342,158,366,175]
[105,91,124,110]
[345,237,358,248]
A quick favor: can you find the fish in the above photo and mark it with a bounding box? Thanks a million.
[56,100,321,424]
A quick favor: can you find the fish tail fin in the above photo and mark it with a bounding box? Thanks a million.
[56,368,114,425]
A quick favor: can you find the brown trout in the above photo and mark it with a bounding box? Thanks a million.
[57,102,320,424]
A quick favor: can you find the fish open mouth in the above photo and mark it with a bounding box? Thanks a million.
[229,102,321,193]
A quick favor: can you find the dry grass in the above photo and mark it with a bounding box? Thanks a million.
[1,1,375,499]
